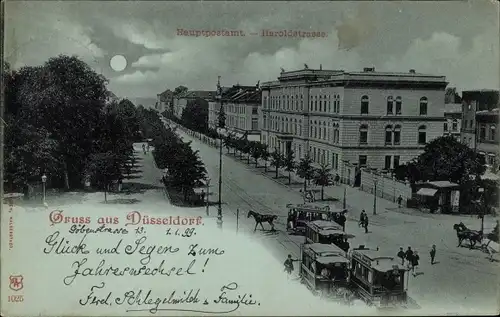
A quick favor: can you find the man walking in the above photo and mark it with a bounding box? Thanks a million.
[411,251,420,276]
[359,210,367,227]
[397,195,403,208]
[430,245,436,265]
[397,247,406,265]
[405,246,414,269]
[339,211,347,232]
[335,174,340,186]
[363,214,369,233]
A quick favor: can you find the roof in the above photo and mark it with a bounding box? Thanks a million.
[287,203,331,213]
[180,90,216,100]
[316,256,349,265]
[352,249,405,272]
[158,89,173,101]
[307,243,346,257]
[426,181,459,188]
[308,220,342,230]
[416,188,438,196]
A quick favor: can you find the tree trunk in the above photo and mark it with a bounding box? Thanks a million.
[104,186,108,203]
[289,171,291,184]
[64,160,70,190]
[275,166,279,178]
[303,178,307,192]
[255,158,258,167]
[247,155,250,164]
[321,186,325,200]
[264,161,267,172]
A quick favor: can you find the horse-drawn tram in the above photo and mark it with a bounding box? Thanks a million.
[299,243,353,301]
[304,220,354,252]
[349,246,408,308]
[286,203,344,234]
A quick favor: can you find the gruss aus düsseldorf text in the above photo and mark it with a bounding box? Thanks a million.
[261,29,327,38]
[177,28,245,37]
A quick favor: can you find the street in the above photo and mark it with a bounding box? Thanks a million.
[168,125,499,313]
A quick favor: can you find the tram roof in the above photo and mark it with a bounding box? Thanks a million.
[352,249,407,272]
[306,243,346,256]
[286,203,334,213]
[316,255,350,265]
[308,220,343,230]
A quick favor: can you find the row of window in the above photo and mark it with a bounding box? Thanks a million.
[264,94,430,115]
[222,104,259,115]
[263,116,304,137]
[359,125,427,145]
[309,122,340,144]
[479,124,496,142]
[358,155,401,169]
[444,120,459,132]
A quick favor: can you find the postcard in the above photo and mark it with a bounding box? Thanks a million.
[1,0,499,316]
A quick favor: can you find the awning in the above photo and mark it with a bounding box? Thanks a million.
[416,188,438,197]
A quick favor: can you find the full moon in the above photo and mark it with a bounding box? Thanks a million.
[110,55,127,72]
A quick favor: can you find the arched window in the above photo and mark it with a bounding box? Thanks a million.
[319,97,323,112]
[418,125,427,144]
[419,97,428,115]
[387,96,394,115]
[281,117,284,132]
[385,125,393,144]
[323,122,327,140]
[394,125,401,145]
[452,119,458,131]
[490,125,496,141]
[395,96,402,114]
[361,95,369,114]
[314,96,318,111]
[359,124,368,144]
[285,118,289,133]
[299,119,302,136]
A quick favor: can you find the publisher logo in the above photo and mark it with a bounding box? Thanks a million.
[9,275,23,291]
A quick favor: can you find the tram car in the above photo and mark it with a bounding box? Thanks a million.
[286,203,345,235]
[304,220,355,253]
[299,243,355,301]
[348,246,408,308]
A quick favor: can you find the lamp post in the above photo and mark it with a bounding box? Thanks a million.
[373,176,378,215]
[41,174,47,206]
[206,178,211,216]
[343,187,347,209]
[477,187,485,233]
[216,76,225,229]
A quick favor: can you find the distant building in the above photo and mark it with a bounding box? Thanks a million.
[260,66,448,185]
[106,91,120,105]
[443,103,462,140]
[461,90,499,170]
[173,90,215,119]
[208,85,261,141]
[156,89,174,113]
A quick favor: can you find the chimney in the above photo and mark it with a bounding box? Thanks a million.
[409,69,416,74]
[363,67,375,72]
[320,64,322,70]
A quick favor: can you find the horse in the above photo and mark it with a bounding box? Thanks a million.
[247,210,278,232]
[453,222,483,249]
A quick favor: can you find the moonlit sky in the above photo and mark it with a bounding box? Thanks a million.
[5,1,499,99]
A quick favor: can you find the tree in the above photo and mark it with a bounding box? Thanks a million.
[86,152,123,203]
[313,162,333,200]
[174,85,188,97]
[283,150,296,184]
[297,155,315,192]
[445,87,462,104]
[223,133,236,154]
[270,148,285,179]
[260,146,270,172]
[405,136,485,184]
[169,142,207,202]
[181,98,209,133]
[250,142,264,167]
[241,140,252,164]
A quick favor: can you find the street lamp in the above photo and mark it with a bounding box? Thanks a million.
[373,174,378,215]
[216,76,225,229]
[206,178,211,216]
[41,174,47,206]
[477,187,485,233]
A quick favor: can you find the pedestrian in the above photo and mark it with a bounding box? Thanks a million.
[363,215,369,233]
[284,254,298,276]
[339,211,347,232]
[397,195,403,208]
[405,246,414,269]
[146,143,150,152]
[142,143,146,154]
[359,210,366,227]
[430,245,436,265]
[200,190,206,203]
[397,247,405,265]
[335,173,340,185]
[411,251,420,276]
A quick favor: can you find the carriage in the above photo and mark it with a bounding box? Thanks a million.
[286,203,345,235]
[348,246,408,308]
[299,243,354,301]
[304,220,355,253]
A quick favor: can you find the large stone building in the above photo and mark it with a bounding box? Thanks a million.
[461,90,499,170]
[443,103,462,140]
[173,90,215,119]
[260,67,448,182]
[208,84,261,141]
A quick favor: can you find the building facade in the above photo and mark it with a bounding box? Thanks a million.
[461,90,499,170]
[156,89,173,113]
[260,67,448,181]
[173,90,215,119]
[443,103,462,140]
[208,85,261,141]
